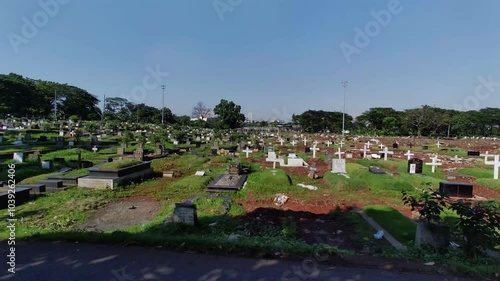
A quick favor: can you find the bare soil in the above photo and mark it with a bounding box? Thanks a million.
[77,196,161,232]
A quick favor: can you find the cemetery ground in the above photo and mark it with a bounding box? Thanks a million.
[0,132,499,279]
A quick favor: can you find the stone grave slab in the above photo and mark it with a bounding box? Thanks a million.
[439,182,473,198]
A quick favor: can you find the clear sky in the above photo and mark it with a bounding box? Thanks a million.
[1,0,500,121]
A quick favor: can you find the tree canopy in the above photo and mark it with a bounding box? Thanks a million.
[213,99,245,129]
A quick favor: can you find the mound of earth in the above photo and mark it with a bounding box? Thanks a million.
[77,197,161,232]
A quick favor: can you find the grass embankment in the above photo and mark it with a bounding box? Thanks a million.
[364,205,417,244]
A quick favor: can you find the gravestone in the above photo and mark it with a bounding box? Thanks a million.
[392,143,399,149]
[439,182,473,198]
[171,202,197,226]
[41,160,53,169]
[369,166,385,174]
[332,159,347,174]
[134,148,144,161]
[68,141,74,147]
[13,152,25,163]
[117,147,124,155]
[408,158,423,174]
[422,146,429,151]
[467,151,480,156]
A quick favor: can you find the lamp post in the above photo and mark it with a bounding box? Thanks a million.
[341,80,348,139]
[161,85,165,124]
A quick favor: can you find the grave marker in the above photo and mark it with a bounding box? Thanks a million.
[484,155,500,180]
[332,159,347,174]
[408,158,423,174]
[425,156,442,173]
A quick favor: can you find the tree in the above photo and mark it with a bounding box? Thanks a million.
[355,107,401,134]
[192,102,212,119]
[293,110,353,133]
[213,99,245,129]
[104,97,133,121]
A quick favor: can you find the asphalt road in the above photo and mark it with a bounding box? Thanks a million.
[0,241,473,281]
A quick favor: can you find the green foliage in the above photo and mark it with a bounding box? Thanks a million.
[450,200,500,257]
[293,110,353,133]
[213,99,245,129]
[402,189,447,224]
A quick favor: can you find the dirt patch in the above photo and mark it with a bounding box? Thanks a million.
[78,196,161,232]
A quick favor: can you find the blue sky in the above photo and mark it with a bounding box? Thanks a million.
[1,0,500,120]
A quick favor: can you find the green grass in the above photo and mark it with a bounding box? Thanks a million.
[364,205,417,244]
[97,159,143,170]
[458,168,494,179]
[474,178,500,190]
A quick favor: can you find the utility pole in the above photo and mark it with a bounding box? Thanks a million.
[341,80,348,139]
[161,85,165,124]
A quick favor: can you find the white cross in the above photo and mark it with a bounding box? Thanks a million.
[291,140,297,146]
[338,140,344,147]
[370,138,379,144]
[365,141,371,149]
[380,146,394,161]
[303,137,308,146]
[279,138,284,146]
[334,148,345,159]
[452,155,462,163]
[313,140,319,146]
[378,143,385,149]
[480,151,490,162]
[325,140,333,147]
[242,147,253,158]
[311,145,320,159]
[404,150,414,160]
[92,146,98,153]
[485,155,500,180]
[436,141,441,148]
[361,144,370,159]
[425,155,442,173]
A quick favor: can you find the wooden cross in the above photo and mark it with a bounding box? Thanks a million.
[361,144,370,159]
[380,146,394,161]
[311,144,320,159]
[242,147,253,158]
[334,148,345,159]
[425,155,442,173]
[404,150,414,160]
[485,155,500,180]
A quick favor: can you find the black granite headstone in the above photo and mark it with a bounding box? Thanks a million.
[439,182,473,198]
[408,158,423,174]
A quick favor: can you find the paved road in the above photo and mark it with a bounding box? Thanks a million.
[0,241,472,281]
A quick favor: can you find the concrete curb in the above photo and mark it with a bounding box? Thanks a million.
[354,208,408,251]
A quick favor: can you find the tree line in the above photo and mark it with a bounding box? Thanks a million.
[293,106,500,137]
[2,73,500,136]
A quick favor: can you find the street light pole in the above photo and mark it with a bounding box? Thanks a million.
[341,80,348,139]
[161,85,165,124]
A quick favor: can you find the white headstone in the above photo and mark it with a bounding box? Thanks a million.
[195,171,205,176]
[409,164,416,174]
[13,152,24,163]
[332,159,347,173]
